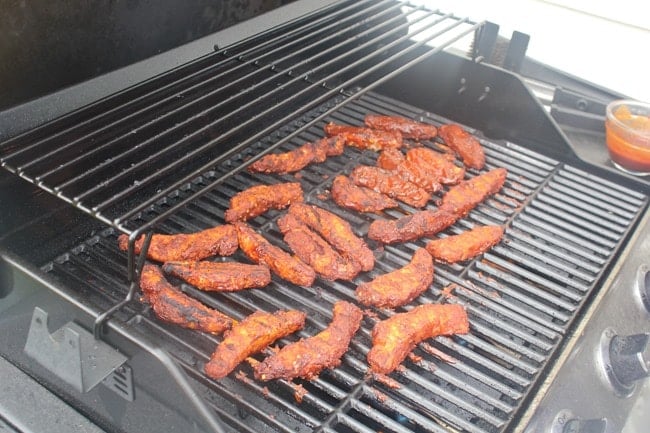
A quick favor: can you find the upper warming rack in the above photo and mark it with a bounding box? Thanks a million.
[0,0,480,239]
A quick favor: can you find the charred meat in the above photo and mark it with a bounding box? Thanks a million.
[162,261,271,292]
[139,264,233,334]
[364,114,438,140]
[350,165,429,208]
[438,124,486,170]
[376,148,442,193]
[248,136,344,174]
[288,203,374,272]
[225,182,304,223]
[356,248,434,308]
[425,225,504,263]
[331,175,399,213]
[367,209,458,244]
[324,123,403,151]
[205,309,306,380]
[235,222,316,287]
[278,213,361,281]
[405,147,465,185]
[439,168,507,217]
[367,304,469,374]
[254,301,363,381]
[117,224,238,262]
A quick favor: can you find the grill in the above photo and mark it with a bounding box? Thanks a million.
[1,1,649,433]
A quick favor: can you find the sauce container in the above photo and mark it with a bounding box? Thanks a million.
[605,99,650,176]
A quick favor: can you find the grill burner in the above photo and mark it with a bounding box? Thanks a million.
[40,91,646,433]
[1,1,649,432]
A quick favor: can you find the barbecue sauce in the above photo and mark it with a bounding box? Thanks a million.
[606,105,650,174]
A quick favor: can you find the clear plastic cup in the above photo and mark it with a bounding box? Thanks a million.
[605,99,650,176]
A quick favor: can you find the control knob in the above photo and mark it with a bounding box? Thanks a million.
[608,333,650,389]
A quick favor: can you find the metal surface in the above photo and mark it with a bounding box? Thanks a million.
[0,1,649,432]
[522,207,650,433]
[23,307,128,393]
[0,0,480,238]
[40,91,648,432]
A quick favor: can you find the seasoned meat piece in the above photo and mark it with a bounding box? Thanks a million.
[225,182,303,222]
[117,224,238,262]
[367,209,458,244]
[438,124,486,170]
[367,304,469,374]
[405,147,465,185]
[331,175,398,213]
[364,114,438,140]
[439,168,507,217]
[324,123,403,151]
[278,213,361,281]
[376,147,405,170]
[288,203,374,272]
[235,222,316,287]
[426,225,504,263]
[205,309,306,380]
[377,149,442,193]
[350,165,429,208]
[139,264,233,334]
[356,248,433,308]
[248,136,344,174]
[162,261,271,292]
[254,301,363,381]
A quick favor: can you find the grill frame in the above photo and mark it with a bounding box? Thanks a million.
[36,90,648,433]
[1,0,648,431]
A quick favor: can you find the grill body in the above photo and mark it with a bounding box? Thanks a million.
[1,2,649,433]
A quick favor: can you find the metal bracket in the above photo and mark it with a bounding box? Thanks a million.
[24,307,128,394]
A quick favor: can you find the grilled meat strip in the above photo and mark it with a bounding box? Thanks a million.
[324,123,403,151]
[288,203,374,272]
[356,248,434,308]
[367,304,470,374]
[205,309,306,380]
[278,213,361,281]
[364,114,438,140]
[225,182,304,223]
[439,167,507,217]
[139,264,233,334]
[405,147,465,185]
[367,209,457,244]
[235,222,316,287]
[117,224,238,262]
[350,165,429,208]
[162,261,271,292]
[331,175,398,213]
[426,225,504,263]
[248,136,344,174]
[438,124,486,170]
[376,148,442,193]
[254,301,363,381]
[367,168,506,244]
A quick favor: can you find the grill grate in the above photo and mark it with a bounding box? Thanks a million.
[42,92,647,433]
[0,0,480,236]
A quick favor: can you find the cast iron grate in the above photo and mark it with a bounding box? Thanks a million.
[42,92,647,433]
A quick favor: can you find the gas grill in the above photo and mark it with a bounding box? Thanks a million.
[1,1,649,433]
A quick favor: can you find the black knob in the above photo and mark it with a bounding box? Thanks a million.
[609,333,650,386]
[562,418,606,433]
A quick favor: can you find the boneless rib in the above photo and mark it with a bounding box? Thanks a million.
[139,264,233,334]
[254,301,363,381]
[368,304,469,374]
[205,309,306,379]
